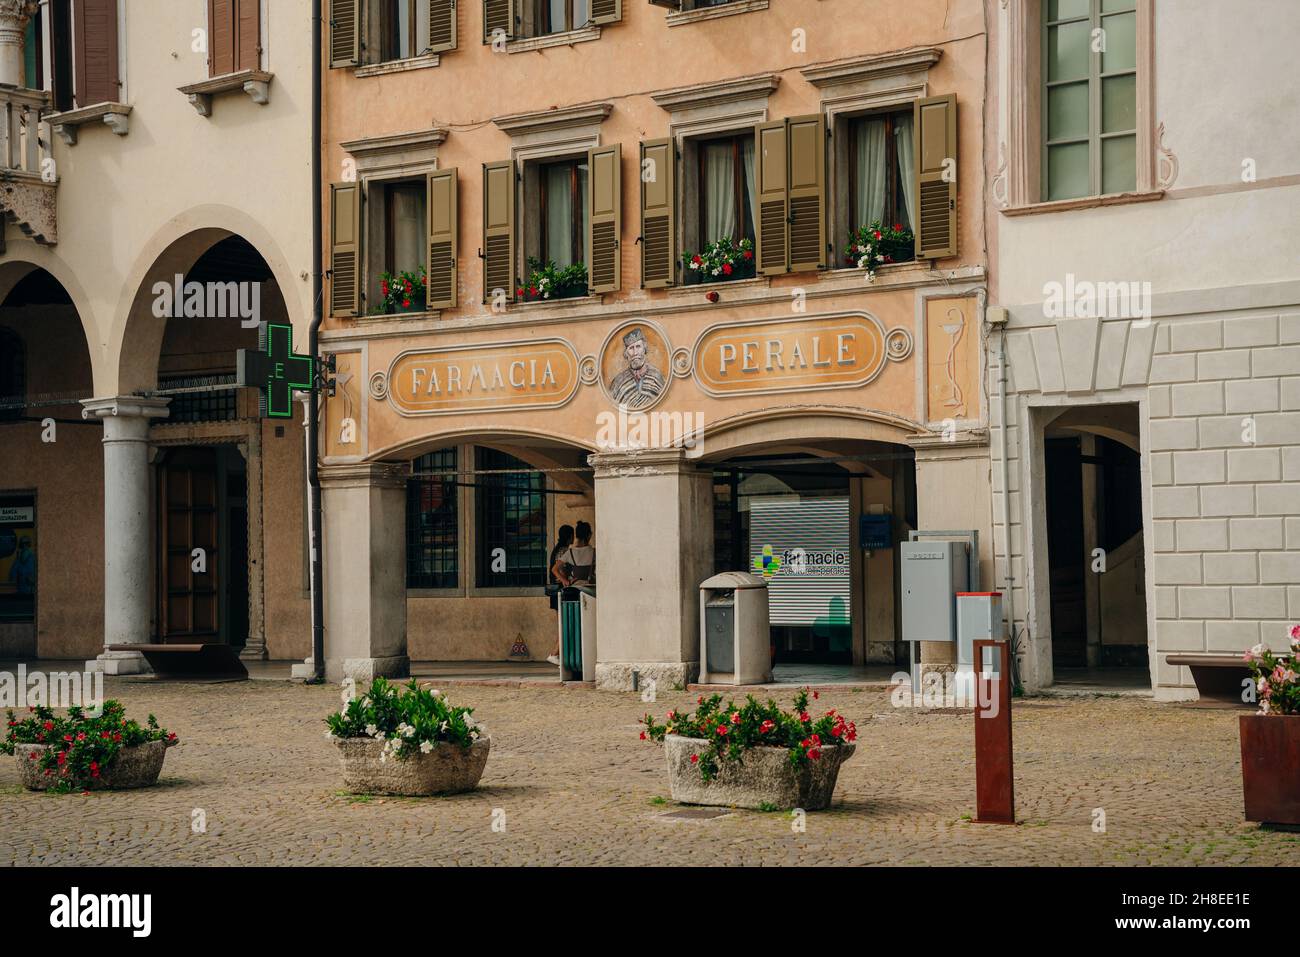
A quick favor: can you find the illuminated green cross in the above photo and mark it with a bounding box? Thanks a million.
[237,322,314,419]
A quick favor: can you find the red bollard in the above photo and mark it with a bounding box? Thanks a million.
[973,639,1015,824]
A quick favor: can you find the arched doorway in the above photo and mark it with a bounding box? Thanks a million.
[0,264,98,660]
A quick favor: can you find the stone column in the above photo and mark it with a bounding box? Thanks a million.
[0,2,36,89]
[81,396,171,675]
[310,462,409,683]
[590,448,714,691]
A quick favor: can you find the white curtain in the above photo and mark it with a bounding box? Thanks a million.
[703,141,737,244]
[853,116,888,230]
[548,0,589,30]
[545,164,574,266]
[894,112,916,231]
[391,187,424,274]
[741,135,756,238]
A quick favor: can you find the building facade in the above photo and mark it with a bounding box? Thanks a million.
[0,0,314,670]
[985,0,1300,697]
[317,0,994,684]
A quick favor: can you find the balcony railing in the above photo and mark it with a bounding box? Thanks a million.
[0,84,56,245]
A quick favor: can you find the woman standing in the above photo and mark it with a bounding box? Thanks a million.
[545,525,574,665]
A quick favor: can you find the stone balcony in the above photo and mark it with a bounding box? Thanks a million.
[0,83,56,246]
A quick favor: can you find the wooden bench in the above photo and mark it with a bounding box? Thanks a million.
[1166,653,1251,706]
[106,644,248,680]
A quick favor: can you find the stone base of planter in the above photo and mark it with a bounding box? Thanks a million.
[336,736,490,796]
[664,734,854,811]
[15,740,174,791]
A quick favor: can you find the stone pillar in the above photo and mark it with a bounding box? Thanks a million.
[81,396,171,675]
[0,2,36,89]
[590,449,714,691]
[310,462,409,683]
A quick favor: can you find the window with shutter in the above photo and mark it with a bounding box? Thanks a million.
[426,169,458,309]
[755,120,787,276]
[639,139,676,288]
[785,114,826,272]
[236,0,260,72]
[586,144,621,294]
[482,0,516,42]
[73,0,120,107]
[913,94,958,260]
[482,161,516,302]
[209,0,235,76]
[330,183,362,317]
[590,0,622,24]
[330,0,361,68]
[429,0,458,53]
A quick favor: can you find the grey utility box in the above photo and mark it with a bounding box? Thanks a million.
[901,540,970,643]
[699,572,771,685]
[956,591,1003,672]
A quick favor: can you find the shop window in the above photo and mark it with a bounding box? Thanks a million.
[1042,0,1137,200]
[0,496,36,623]
[0,328,24,421]
[842,109,916,262]
[407,448,459,589]
[475,448,548,589]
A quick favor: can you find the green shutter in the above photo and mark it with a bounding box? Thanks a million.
[330,183,362,317]
[755,121,788,276]
[427,168,458,309]
[913,94,958,259]
[587,144,622,294]
[329,0,361,68]
[429,0,457,53]
[785,114,826,272]
[483,0,516,42]
[640,139,676,288]
[590,0,622,25]
[482,161,516,302]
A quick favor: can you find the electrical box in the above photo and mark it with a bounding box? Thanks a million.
[957,592,1003,670]
[900,540,969,643]
[699,572,771,685]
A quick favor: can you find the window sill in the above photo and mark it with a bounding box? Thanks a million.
[504,26,601,54]
[178,69,273,116]
[47,101,131,145]
[1001,189,1164,217]
[508,293,600,310]
[667,0,769,27]
[355,55,441,78]
[668,275,768,296]
[353,309,443,324]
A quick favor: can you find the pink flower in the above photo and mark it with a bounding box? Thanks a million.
[730,712,740,725]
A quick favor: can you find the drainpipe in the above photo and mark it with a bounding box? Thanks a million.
[997,325,1021,690]
[306,0,325,683]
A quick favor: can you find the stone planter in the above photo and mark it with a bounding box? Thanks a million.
[15,740,174,791]
[336,736,490,796]
[663,734,855,811]
[1239,714,1300,826]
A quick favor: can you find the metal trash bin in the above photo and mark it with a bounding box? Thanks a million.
[699,572,771,685]
[559,585,596,681]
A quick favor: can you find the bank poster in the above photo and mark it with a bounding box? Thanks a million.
[0,503,36,615]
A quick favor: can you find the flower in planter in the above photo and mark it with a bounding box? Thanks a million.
[373,266,427,315]
[325,677,484,760]
[641,688,858,782]
[1244,626,1300,715]
[1,701,175,794]
[681,236,756,285]
[519,258,588,302]
[845,221,915,282]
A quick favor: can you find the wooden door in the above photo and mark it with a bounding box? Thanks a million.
[159,449,220,643]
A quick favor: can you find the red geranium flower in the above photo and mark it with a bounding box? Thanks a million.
[402,299,411,308]
[893,223,902,232]
[743,250,753,260]
[43,720,53,731]
[799,712,810,723]
[381,280,390,296]
[722,263,733,276]
[716,725,728,736]
[639,731,647,740]
[529,286,538,297]
[690,754,699,764]
[516,288,524,297]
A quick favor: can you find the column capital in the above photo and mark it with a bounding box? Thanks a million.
[0,1,37,27]
[80,395,172,422]
[588,447,704,478]
[319,461,408,490]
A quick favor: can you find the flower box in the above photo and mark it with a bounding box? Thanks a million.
[663,734,853,810]
[15,739,174,791]
[335,736,490,796]
[326,677,490,797]
[682,236,756,285]
[518,258,588,302]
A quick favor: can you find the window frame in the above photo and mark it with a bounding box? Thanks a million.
[693,130,755,250]
[1040,0,1139,201]
[844,108,915,241]
[406,447,460,590]
[361,172,430,314]
[536,156,588,268]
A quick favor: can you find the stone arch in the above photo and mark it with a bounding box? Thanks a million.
[699,405,924,463]
[0,254,99,387]
[110,206,305,395]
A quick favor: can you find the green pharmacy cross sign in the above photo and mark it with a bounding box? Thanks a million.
[237,322,314,419]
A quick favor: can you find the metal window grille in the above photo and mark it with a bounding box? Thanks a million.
[159,375,239,423]
[406,448,459,589]
[476,448,548,588]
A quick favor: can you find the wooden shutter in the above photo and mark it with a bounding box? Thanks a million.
[914,94,958,260]
[330,183,362,317]
[483,0,515,42]
[329,0,361,68]
[482,160,515,302]
[590,0,622,25]
[427,168,458,309]
[640,139,675,288]
[209,0,235,76]
[755,120,787,276]
[429,0,457,53]
[73,0,119,106]
[785,114,826,272]
[586,144,621,294]
[236,0,260,71]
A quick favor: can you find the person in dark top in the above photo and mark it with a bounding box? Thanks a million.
[546,525,575,664]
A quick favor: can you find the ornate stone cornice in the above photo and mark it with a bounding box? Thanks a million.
[650,73,779,114]
[798,48,942,89]
[492,102,613,137]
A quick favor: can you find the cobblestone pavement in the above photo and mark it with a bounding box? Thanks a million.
[2,678,1296,866]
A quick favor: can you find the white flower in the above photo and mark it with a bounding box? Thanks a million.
[876,255,885,263]
[712,267,721,276]
[419,741,434,754]
[1250,643,1266,657]
[365,724,378,737]
[439,720,449,733]
[431,689,442,698]
[471,730,480,741]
